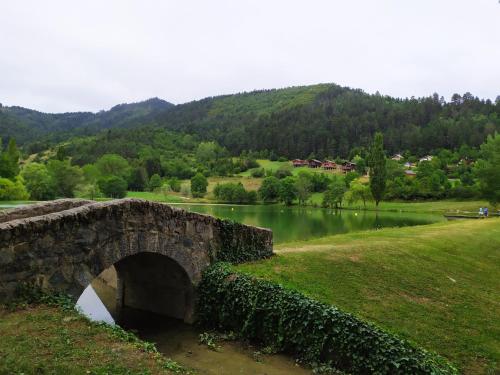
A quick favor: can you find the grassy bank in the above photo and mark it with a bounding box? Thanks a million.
[309,194,490,214]
[0,304,186,374]
[236,218,500,374]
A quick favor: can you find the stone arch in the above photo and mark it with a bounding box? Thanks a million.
[0,199,273,319]
[113,252,195,323]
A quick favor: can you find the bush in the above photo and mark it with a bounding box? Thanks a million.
[250,168,265,178]
[275,164,293,179]
[167,177,181,192]
[191,173,208,197]
[197,263,458,375]
[20,163,56,200]
[258,176,280,202]
[0,177,29,200]
[98,176,128,198]
[148,174,162,191]
[213,182,256,203]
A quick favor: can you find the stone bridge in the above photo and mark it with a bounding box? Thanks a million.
[0,199,273,322]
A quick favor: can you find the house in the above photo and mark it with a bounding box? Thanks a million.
[404,162,415,169]
[391,153,403,161]
[292,159,308,168]
[419,155,433,163]
[308,159,323,168]
[322,161,336,170]
[341,161,356,173]
[404,170,416,177]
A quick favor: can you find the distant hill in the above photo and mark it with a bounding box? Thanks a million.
[0,98,174,147]
[154,84,500,157]
[2,85,499,158]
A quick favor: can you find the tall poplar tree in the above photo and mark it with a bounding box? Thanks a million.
[368,132,387,207]
[0,138,20,179]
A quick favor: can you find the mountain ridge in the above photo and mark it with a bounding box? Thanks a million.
[1,84,499,157]
[0,97,174,146]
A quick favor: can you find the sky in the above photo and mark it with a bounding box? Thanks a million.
[1,0,499,113]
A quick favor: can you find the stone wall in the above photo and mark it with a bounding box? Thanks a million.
[0,199,273,307]
[0,199,93,224]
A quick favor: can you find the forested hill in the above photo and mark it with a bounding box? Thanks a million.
[0,98,173,149]
[154,84,500,158]
[2,85,500,158]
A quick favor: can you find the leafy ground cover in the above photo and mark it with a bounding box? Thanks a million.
[236,218,500,374]
[0,303,188,374]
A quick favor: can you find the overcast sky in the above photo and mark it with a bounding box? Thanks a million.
[1,0,499,113]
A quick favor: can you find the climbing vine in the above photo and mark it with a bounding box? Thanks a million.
[215,220,273,263]
[196,263,458,375]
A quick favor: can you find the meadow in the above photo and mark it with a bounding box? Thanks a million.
[236,218,500,374]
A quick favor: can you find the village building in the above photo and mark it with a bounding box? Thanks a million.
[419,155,433,163]
[321,161,336,170]
[391,153,403,161]
[404,161,415,169]
[308,159,323,168]
[292,159,308,167]
[341,161,356,173]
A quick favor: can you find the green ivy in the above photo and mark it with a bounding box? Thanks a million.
[215,219,273,263]
[196,263,458,375]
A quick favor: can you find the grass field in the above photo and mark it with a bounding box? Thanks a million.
[0,305,183,374]
[236,218,500,374]
[308,194,491,214]
[127,176,263,203]
[239,159,342,177]
[127,190,191,203]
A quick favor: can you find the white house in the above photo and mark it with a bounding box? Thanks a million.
[391,153,403,161]
[419,155,433,162]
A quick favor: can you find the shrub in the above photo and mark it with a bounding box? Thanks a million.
[250,168,265,178]
[197,263,458,375]
[0,177,29,200]
[148,173,162,191]
[191,173,208,197]
[167,177,181,192]
[258,176,280,202]
[275,165,293,179]
[98,176,128,198]
[213,182,256,204]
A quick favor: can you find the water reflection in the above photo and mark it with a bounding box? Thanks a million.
[77,272,311,374]
[76,285,114,324]
[172,204,443,243]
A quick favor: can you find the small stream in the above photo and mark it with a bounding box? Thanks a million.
[77,276,311,374]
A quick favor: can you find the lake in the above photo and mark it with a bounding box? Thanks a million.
[170,203,443,243]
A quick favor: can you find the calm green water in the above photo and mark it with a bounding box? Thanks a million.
[172,204,443,243]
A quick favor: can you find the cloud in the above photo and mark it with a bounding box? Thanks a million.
[1,0,499,112]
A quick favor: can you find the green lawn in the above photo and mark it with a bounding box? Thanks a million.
[0,305,184,374]
[127,191,193,203]
[240,159,342,177]
[236,218,500,374]
[309,193,490,214]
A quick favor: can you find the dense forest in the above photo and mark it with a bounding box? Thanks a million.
[154,84,500,158]
[0,98,173,150]
[2,83,499,160]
